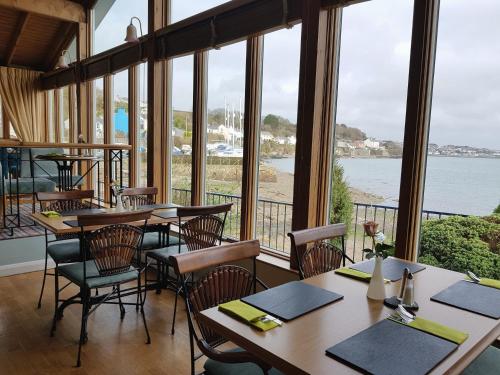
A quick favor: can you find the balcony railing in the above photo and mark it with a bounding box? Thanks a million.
[171,188,465,260]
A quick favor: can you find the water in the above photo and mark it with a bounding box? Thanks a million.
[265,156,500,216]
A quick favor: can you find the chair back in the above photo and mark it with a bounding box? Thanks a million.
[77,210,153,276]
[121,187,158,206]
[170,240,260,347]
[176,203,232,251]
[37,190,95,240]
[288,223,347,279]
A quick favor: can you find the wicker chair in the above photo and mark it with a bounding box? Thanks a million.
[145,203,232,334]
[288,223,350,279]
[53,210,153,367]
[120,187,177,250]
[36,190,95,308]
[169,240,282,375]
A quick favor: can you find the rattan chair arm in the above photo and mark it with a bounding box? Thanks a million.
[198,339,272,374]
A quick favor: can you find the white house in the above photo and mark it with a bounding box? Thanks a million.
[364,138,380,149]
[287,135,297,145]
[261,131,274,142]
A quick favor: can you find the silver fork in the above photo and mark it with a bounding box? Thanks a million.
[390,304,415,324]
[467,270,481,283]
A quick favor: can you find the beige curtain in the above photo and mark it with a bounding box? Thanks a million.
[0,67,45,142]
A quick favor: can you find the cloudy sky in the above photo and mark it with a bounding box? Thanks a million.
[95,0,499,150]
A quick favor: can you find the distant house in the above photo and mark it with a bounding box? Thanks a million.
[172,127,184,137]
[114,108,128,134]
[353,140,365,149]
[261,131,274,142]
[287,135,297,145]
[275,136,286,145]
[364,138,380,149]
[207,125,220,134]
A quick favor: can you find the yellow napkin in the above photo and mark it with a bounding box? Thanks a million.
[218,300,279,331]
[466,276,500,290]
[389,316,468,345]
[335,267,390,283]
[41,211,61,218]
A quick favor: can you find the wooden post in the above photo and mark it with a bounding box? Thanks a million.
[290,2,341,269]
[103,74,113,202]
[146,0,167,201]
[240,36,264,240]
[128,65,138,188]
[191,51,208,206]
[395,0,440,261]
[54,89,62,143]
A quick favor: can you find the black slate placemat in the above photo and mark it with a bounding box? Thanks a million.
[431,280,500,319]
[326,319,458,375]
[241,281,343,321]
[60,208,105,216]
[350,258,426,281]
[152,209,178,219]
[139,203,178,210]
[63,220,79,227]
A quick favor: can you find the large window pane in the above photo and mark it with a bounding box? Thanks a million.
[331,0,413,262]
[61,86,70,143]
[257,26,301,254]
[205,41,246,239]
[171,1,230,23]
[419,0,500,279]
[171,56,193,205]
[94,0,148,55]
[94,79,104,144]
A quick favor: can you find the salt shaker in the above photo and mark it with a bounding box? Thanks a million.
[402,272,414,307]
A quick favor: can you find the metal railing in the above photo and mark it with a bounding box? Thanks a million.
[171,188,464,259]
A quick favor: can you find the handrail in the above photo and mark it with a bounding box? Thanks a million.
[0,140,131,150]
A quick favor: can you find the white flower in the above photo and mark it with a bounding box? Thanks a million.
[374,231,385,243]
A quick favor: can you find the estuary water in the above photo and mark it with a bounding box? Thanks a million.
[265,156,500,216]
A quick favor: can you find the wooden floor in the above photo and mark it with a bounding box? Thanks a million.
[0,270,202,374]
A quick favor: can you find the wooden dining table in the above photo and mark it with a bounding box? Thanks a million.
[31,206,180,235]
[199,262,500,375]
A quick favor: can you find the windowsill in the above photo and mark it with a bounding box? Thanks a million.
[256,251,297,275]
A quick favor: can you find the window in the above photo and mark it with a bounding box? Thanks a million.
[205,41,246,239]
[113,69,129,186]
[418,0,500,278]
[137,63,148,187]
[61,86,70,143]
[257,26,301,254]
[330,0,413,262]
[171,1,230,23]
[171,56,194,205]
[93,0,148,55]
[94,79,104,144]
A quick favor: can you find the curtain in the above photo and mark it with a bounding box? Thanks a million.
[0,67,45,142]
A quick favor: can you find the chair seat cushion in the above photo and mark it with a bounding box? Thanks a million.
[204,348,283,375]
[146,244,188,263]
[141,232,184,250]
[47,240,81,263]
[462,346,500,375]
[58,260,138,289]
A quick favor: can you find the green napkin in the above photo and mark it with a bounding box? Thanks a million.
[389,316,468,345]
[335,267,390,283]
[466,276,500,290]
[218,300,279,331]
[41,211,61,218]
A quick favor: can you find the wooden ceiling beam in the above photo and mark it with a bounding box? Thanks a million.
[4,11,30,66]
[0,0,86,23]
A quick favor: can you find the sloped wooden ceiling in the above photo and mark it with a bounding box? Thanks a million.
[0,0,90,71]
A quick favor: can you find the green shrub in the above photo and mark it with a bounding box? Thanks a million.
[494,204,500,214]
[330,160,353,234]
[419,215,500,279]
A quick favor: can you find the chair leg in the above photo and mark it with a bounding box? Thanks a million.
[155,259,162,295]
[117,285,125,319]
[76,289,90,367]
[50,267,59,337]
[37,251,49,309]
[171,276,179,335]
[138,278,151,344]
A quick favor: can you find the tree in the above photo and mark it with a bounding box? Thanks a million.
[494,204,500,214]
[330,160,353,235]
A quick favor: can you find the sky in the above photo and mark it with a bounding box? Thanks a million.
[94,0,499,150]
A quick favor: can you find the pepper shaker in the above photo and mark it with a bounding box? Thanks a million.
[402,272,414,307]
[398,267,410,301]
